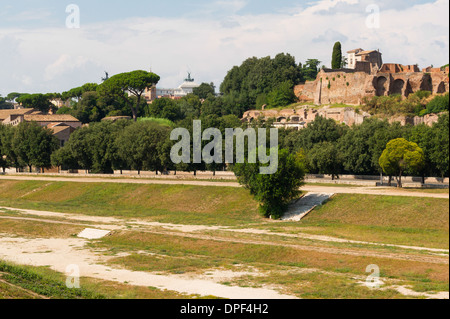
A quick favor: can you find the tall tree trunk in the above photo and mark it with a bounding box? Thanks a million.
[398,171,403,188]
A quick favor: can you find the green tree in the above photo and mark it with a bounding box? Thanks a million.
[64,127,94,173]
[331,42,342,69]
[307,142,343,180]
[302,59,321,81]
[421,93,449,116]
[428,113,449,178]
[283,116,346,152]
[379,138,425,188]
[115,121,170,174]
[178,94,202,119]
[51,146,77,172]
[88,121,132,174]
[11,122,59,172]
[233,148,306,219]
[338,119,406,175]
[193,83,216,99]
[16,94,54,114]
[98,70,160,121]
[146,98,182,122]
[267,81,297,108]
[0,95,12,109]
[70,91,104,123]
[0,125,19,171]
[220,53,304,112]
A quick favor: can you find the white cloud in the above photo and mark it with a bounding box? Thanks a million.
[0,0,448,96]
[44,54,90,81]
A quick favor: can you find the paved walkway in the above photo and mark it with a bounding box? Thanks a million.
[0,175,448,199]
[282,193,335,221]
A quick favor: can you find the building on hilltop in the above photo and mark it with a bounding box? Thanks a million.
[144,73,201,103]
[295,48,449,106]
[347,48,383,73]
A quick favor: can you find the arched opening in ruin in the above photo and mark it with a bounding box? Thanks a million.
[277,117,287,123]
[437,82,446,94]
[375,76,388,96]
[392,79,405,96]
[420,75,433,92]
[405,81,414,97]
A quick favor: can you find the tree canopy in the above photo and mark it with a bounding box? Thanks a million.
[379,138,425,187]
[98,70,160,121]
[331,42,343,69]
[233,148,306,219]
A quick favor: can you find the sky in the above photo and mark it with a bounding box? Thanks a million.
[0,0,448,96]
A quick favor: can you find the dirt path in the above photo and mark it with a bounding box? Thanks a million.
[1,175,448,198]
[1,207,448,264]
[0,235,296,299]
[1,206,448,299]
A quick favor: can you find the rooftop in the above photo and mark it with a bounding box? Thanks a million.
[356,50,379,56]
[24,114,80,122]
[0,108,36,121]
[347,48,363,53]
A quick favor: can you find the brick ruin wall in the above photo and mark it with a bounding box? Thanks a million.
[295,69,449,106]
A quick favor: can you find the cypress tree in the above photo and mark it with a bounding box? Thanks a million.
[331,42,342,69]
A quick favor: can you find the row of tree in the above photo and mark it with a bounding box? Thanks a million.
[0,122,58,173]
[220,53,321,112]
[2,112,447,180]
[280,113,449,179]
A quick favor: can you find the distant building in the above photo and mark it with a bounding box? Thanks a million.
[347,48,383,73]
[0,108,81,147]
[144,73,201,102]
[50,98,71,109]
[293,47,449,106]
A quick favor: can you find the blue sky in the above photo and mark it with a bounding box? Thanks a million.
[0,0,448,96]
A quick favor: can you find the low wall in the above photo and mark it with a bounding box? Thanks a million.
[307,174,449,185]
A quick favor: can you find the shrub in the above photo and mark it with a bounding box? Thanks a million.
[233,148,306,219]
[423,94,449,115]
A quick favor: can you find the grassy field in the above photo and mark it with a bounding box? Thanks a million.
[264,194,450,249]
[0,260,208,299]
[0,179,448,299]
[0,180,261,226]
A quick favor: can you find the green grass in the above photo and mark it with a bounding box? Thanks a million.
[137,117,175,127]
[0,261,104,299]
[0,180,448,299]
[0,260,207,299]
[91,230,449,292]
[236,272,405,299]
[0,180,261,226]
[270,194,449,249]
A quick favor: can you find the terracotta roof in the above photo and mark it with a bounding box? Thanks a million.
[47,122,70,128]
[0,108,36,120]
[24,114,80,122]
[50,126,72,134]
[347,48,363,53]
[356,50,378,56]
